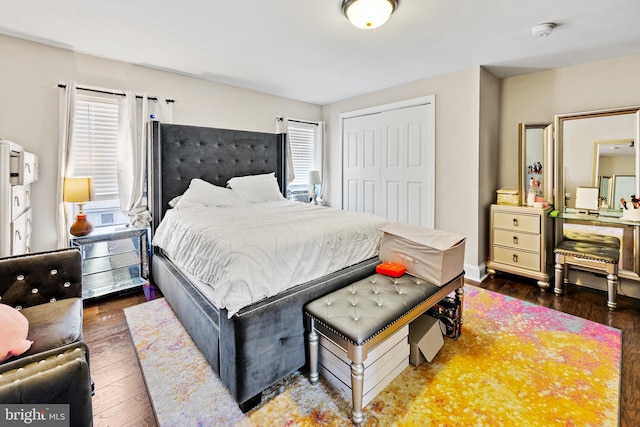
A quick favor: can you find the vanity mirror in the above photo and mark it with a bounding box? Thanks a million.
[592,139,635,208]
[555,107,640,212]
[519,123,553,204]
[554,106,640,279]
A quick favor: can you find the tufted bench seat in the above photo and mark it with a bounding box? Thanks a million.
[554,233,620,310]
[563,230,621,249]
[305,272,464,425]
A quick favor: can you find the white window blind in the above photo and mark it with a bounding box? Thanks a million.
[288,121,320,188]
[72,95,119,200]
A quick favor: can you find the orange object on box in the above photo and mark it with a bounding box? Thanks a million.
[376,262,406,278]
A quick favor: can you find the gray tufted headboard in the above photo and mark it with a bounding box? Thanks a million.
[150,121,287,234]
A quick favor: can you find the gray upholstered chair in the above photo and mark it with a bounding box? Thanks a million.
[0,248,93,427]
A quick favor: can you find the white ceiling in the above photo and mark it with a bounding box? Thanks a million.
[1,0,640,105]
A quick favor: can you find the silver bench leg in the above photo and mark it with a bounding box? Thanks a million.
[554,255,565,296]
[607,273,618,311]
[308,319,319,384]
[350,361,364,425]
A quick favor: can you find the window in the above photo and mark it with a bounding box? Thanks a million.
[287,120,321,200]
[70,95,128,227]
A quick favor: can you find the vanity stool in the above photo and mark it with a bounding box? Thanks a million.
[304,272,464,425]
[554,232,620,310]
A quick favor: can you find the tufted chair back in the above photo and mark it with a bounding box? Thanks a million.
[0,248,82,309]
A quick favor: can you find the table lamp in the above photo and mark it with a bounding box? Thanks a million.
[309,170,321,205]
[64,176,95,236]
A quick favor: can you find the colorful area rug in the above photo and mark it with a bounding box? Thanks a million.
[124,285,621,426]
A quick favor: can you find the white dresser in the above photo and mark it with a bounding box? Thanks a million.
[487,204,554,290]
[0,140,38,257]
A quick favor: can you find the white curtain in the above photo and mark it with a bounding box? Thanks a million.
[56,81,77,248]
[317,121,326,200]
[117,93,173,227]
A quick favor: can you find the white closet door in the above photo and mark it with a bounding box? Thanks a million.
[380,104,434,227]
[342,102,434,227]
[342,113,381,214]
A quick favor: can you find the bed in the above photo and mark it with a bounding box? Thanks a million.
[149,121,386,411]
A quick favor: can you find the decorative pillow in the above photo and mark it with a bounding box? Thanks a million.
[175,178,243,209]
[227,173,284,203]
[168,195,181,208]
[0,304,33,362]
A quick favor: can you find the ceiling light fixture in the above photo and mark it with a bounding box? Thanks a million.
[342,0,398,30]
[530,23,555,37]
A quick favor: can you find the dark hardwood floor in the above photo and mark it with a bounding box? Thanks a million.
[83,286,160,427]
[82,276,640,426]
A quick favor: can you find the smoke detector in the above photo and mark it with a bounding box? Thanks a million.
[531,23,555,37]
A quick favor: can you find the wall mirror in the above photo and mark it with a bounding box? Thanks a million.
[519,123,553,205]
[592,139,635,208]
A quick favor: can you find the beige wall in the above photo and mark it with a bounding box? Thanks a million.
[499,54,640,191]
[322,67,498,281]
[0,34,322,252]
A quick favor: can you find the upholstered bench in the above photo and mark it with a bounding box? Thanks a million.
[554,233,620,310]
[305,272,464,425]
[563,230,621,249]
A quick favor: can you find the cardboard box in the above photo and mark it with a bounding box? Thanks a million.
[379,223,466,286]
[408,314,444,366]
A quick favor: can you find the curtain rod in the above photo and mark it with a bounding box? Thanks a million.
[57,83,175,103]
[276,117,318,126]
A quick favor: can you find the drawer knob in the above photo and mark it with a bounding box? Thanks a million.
[512,253,518,263]
[513,235,519,244]
[512,218,519,226]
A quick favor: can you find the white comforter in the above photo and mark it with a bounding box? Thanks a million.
[152,200,388,317]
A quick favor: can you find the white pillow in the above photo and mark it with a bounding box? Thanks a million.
[227,173,284,203]
[168,195,181,208]
[175,178,243,209]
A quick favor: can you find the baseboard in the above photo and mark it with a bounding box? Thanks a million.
[463,262,487,284]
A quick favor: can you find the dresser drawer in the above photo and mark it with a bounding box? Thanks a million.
[493,229,540,252]
[79,238,138,260]
[493,212,540,233]
[11,209,31,255]
[10,185,31,220]
[493,246,540,271]
[83,251,140,275]
[10,151,38,185]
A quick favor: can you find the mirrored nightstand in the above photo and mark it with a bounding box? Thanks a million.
[70,227,149,299]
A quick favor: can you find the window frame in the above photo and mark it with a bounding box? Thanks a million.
[287,119,322,198]
[69,93,128,228]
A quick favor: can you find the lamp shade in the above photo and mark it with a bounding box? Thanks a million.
[342,0,398,30]
[309,170,321,186]
[63,177,95,203]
